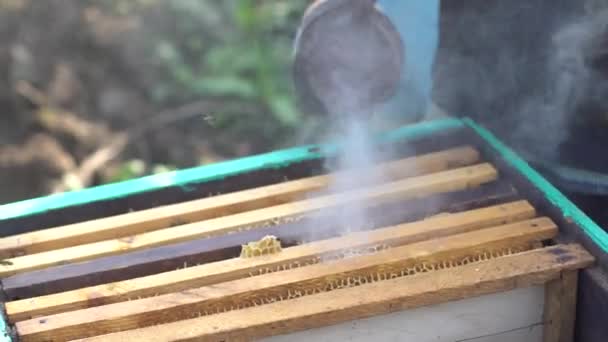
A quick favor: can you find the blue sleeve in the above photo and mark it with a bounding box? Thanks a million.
[376,0,440,124]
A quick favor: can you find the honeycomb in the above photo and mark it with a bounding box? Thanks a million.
[240,235,283,258]
[183,244,533,319]
[248,243,391,277]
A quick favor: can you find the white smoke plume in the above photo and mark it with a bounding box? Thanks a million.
[433,1,608,166]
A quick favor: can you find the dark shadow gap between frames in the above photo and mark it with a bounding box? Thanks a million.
[0,126,470,237]
[1,180,519,301]
[463,120,608,342]
[465,124,608,269]
[0,158,325,238]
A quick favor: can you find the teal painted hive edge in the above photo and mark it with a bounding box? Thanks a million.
[0,304,11,342]
[464,118,608,253]
[0,118,465,222]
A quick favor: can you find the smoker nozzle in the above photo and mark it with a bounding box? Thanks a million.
[293,0,405,121]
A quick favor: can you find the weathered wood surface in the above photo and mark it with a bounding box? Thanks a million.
[0,163,497,277]
[0,147,480,259]
[263,287,545,342]
[2,180,520,301]
[65,245,593,342]
[543,270,579,342]
[13,218,560,340]
[2,122,602,342]
[6,201,537,322]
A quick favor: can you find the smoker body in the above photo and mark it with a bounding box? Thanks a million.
[0,118,606,341]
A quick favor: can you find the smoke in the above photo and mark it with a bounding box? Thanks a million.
[511,9,606,162]
[327,119,387,229]
[432,1,608,164]
[293,1,608,246]
[299,113,393,246]
[289,0,408,244]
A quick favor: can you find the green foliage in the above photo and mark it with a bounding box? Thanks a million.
[98,1,312,183]
[108,159,147,183]
[148,0,308,141]
[109,159,178,183]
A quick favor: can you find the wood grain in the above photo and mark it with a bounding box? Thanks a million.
[544,273,562,342]
[0,163,497,277]
[13,217,561,341]
[1,180,520,301]
[64,244,593,342]
[5,200,535,321]
[543,270,579,342]
[560,271,578,342]
[0,147,479,259]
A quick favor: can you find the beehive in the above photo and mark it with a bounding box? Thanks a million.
[0,118,605,342]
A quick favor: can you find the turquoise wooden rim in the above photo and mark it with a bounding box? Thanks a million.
[464,118,608,253]
[0,308,10,342]
[0,117,606,341]
[0,118,465,222]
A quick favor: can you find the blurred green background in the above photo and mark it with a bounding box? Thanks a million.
[0,0,316,204]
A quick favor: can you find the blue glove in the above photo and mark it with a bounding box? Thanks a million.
[376,0,440,125]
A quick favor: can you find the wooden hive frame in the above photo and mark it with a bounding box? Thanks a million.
[0,118,606,342]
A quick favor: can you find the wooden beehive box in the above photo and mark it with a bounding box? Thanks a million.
[0,118,606,342]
